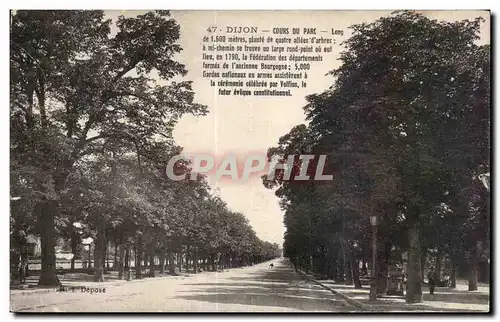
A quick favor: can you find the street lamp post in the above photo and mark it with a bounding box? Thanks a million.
[369,215,378,301]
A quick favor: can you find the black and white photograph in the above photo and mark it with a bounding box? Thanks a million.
[9,9,491,313]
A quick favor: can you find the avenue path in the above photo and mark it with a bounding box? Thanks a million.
[11,259,353,312]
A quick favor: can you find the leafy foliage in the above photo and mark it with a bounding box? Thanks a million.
[263,11,490,295]
[10,10,279,284]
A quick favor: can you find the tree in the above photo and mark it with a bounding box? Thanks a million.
[10,10,207,286]
[267,11,489,303]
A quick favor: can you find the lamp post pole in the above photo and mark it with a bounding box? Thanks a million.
[369,215,378,301]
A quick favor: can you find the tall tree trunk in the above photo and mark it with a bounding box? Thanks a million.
[337,262,344,282]
[377,240,389,294]
[70,231,78,271]
[93,227,105,282]
[209,256,214,271]
[118,244,125,279]
[168,252,176,275]
[177,252,183,272]
[124,245,130,269]
[435,246,443,281]
[148,245,155,277]
[450,261,457,288]
[11,241,21,282]
[38,201,60,286]
[88,244,92,269]
[135,235,142,279]
[114,240,118,270]
[345,259,353,285]
[186,248,190,271]
[159,253,165,274]
[340,240,354,285]
[19,244,28,284]
[193,251,198,274]
[32,76,60,286]
[223,253,229,271]
[103,238,108,273]
[468,243,479,291]
[406,221,423,303]
[219,253,224,272]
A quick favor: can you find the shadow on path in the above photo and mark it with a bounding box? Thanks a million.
[178,259,352,312]
[319,281,489,312]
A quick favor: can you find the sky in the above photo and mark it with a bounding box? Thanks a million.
[110,10,490,245]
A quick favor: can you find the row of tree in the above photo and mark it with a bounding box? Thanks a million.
[10,10,280,286]
[263,12,490,303]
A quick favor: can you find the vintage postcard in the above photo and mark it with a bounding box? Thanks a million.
[9,9,491,313]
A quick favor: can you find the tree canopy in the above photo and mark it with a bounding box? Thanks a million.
[10,10,280,285]
[263,11,490,302]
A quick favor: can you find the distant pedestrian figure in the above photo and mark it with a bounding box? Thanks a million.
[428,267,436,295]
[269,263,274,268]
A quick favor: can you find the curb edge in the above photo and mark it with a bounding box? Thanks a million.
[297,270,370,311]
